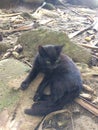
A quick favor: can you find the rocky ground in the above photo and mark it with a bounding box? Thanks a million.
[0,3,98,130]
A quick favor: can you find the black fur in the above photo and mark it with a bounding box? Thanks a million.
[20,45,83,116]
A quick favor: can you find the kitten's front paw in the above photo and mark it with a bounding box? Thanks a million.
[33,93,41,102]
[20,81,29,90]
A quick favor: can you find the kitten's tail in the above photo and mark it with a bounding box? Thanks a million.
[24,100,64,116]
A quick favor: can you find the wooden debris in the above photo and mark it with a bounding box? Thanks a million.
[3,23,34,34]
[92,74,98,77]
[80,93,92,101]
[92,97,98,104]
[81,44,98,50]
[2,52,11,59]
[0,108,21,130]
[75,97,98,116]
[1,44,23,60]
[93,17,98,32]
[83,84,95,93]
[68,17,98,39]
[68,25,93,38]
[0,13,22,18]
[22,59,32,68]
[11,102,20,121]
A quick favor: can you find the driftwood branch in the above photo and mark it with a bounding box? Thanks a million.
[22,59,32,68]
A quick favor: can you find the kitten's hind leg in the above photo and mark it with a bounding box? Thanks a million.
[40,94,51,101]
[33,76,50,102]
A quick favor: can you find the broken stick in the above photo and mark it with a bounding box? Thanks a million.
[3,23,34,34]
[75,97,98,116]
[83,84,95,93]
[81,44,98,50]
[68,25,93,38]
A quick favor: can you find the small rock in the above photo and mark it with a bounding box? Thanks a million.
[12,51,19,59]
[85,36,91,42]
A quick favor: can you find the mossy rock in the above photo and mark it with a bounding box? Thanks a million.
[0,43,10,52]
[0,58,30,111]
[17,29,92,64]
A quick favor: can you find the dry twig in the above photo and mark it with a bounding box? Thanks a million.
[22,59,32,68]
[68,25,93,38]
[81,44,98,50]
[34,2,46,13]
[83,84,95,93]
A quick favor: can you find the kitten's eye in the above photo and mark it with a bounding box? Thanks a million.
[46,60,51,64]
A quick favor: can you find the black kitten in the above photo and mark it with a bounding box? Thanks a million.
[20,45,83,116]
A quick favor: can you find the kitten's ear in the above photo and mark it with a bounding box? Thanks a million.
[55,45,64,54]
[38,45,47,57]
